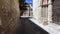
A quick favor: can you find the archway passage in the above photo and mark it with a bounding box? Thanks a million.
[52,0,60,25]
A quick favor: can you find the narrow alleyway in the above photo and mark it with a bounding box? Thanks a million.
[9,17,49,34]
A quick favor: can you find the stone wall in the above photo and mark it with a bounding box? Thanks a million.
[52,0,60,25]
[0,0,20,34]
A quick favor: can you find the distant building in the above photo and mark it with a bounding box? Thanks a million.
[23,2,33,16]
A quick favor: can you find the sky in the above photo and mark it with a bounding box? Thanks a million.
[25,0,32,3]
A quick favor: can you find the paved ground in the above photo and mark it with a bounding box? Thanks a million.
[9,17,49,34]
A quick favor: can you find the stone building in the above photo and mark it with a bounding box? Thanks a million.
[32,0,60,34]
[33,0,52,25]
[0,0,20,34]
[22,2,33,16]
[33,0,60,25]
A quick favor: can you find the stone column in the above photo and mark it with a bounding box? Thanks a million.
[0,0,20,34]
[48,0,52,23]
[33,0,43,22]
[42,0,48,25]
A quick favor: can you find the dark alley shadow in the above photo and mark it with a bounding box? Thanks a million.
[9,17,49,34]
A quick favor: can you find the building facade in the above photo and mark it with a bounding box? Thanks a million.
[33,0,60,34]
[33,0,52,25]
[23,2,33,16]
[33,0,60,25]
